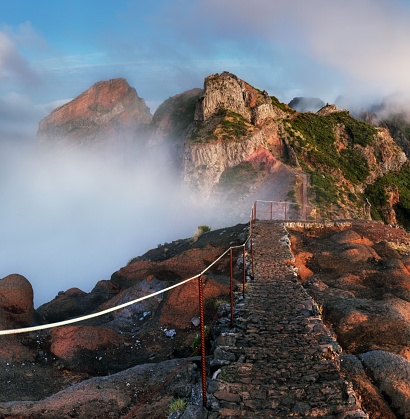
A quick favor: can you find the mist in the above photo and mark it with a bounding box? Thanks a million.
[0,140,222,308]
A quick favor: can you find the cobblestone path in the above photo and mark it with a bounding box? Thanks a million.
[207,221,366,418]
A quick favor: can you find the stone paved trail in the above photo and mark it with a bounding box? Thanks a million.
[207,221,367,418]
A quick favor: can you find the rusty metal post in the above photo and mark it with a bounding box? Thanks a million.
[305,206,308,221]
[250,235,254,278]
[230,248,234,328]
[254,201,257,220]
[270,201,273,220]
[285,202,287,220]
[296,205,299,221]
[198,275,207,407]
[251,207,253,237]
[315,208,317,222]
[242,245,246,298]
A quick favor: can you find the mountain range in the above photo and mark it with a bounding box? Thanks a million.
[38,71,410,229]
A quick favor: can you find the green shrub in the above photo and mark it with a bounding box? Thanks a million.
[168,398,187,414]
[191,325,210,351]
[198,225,211,233]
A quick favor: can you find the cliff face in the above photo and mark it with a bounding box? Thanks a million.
[194,71,288,125]
[184,132,267,197]
[184,72,293,199]
[362,128,407,185]
[38,78,152,150]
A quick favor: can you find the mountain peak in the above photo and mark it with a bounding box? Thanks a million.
[37,78,152,149]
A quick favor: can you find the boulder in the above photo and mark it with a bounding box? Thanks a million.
[0,273,34,326]
[0,274,34,362]
[341,354,395,419]
[359,350,410,418]
[50,325,124,360]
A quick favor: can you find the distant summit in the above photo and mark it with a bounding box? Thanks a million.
[37,78,152,150]
[288,97,325,113]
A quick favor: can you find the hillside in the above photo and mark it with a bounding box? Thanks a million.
[181,72,407,225]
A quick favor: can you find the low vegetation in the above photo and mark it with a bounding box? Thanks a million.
[271,95,296,114]
[283,111,379,212]
[365,163,410,227]
[168,398,187,414]
[188,109,254,144]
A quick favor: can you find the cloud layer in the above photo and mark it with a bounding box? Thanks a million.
[0,144,217,307]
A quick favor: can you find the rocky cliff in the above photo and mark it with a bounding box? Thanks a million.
[38,78,152,150]
[183,72,294,200]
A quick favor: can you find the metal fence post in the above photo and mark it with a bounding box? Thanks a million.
[285,202,287,220]
[250,235,254,278]
[254,201,257,220]
[270,201,273,220]
[198,275,207,407]
[230,248,234,328]
[251,207,253,237]
[242,246,246,298]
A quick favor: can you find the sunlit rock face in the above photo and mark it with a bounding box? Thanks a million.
[37,78,152,151]
[184,71,292,200]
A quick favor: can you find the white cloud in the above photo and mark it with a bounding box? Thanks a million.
[0,31,41,86]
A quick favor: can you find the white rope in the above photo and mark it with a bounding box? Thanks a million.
[0,241,248,335]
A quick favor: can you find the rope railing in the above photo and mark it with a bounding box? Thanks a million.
[0,207,255,414]
[0,241,248,336]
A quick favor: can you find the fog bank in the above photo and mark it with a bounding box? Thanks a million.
[0,142,220,308]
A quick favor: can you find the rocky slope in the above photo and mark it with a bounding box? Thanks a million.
[0,224,248,417]
[37,78,152,151]
[3,221,410,417]
[289,221,410,418]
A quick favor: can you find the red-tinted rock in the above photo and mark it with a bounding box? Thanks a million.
[0,274,34,362]
[50,325,124,360]
[38,78,152,149]
[159,277,229,329]
[0,274,34,326]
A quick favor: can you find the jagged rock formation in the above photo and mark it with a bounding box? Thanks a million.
[183,72,294,199]
[38,78,152,150]
[181,72,408,224]
[194,71,288,125]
